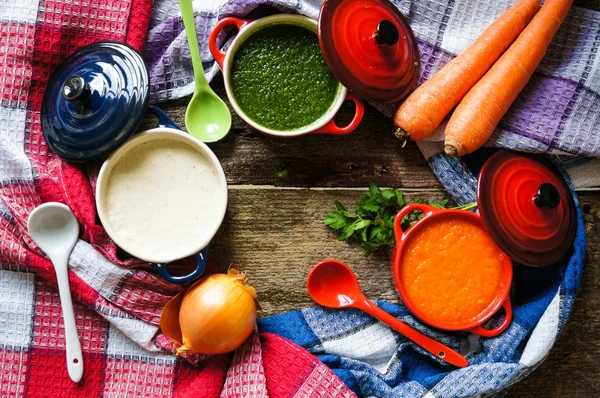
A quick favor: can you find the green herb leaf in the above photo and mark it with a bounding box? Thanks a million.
[361,226,368,242]
[324,212,348,230]
[335,200,347,212]
[339,220,359,241]
[368,225,382,240]
[333,201,359,218]
[354,219,372,230]
[381,189,396,203]
[429,198,448,209]
[368,183,383,203]
[360,201,381,213]
[395,190,406,208]
[360,241,382,254]
[324,184,449,255]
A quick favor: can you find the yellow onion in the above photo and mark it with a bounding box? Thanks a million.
[160,268,258,355]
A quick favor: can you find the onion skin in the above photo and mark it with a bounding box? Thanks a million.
[161,268,258,355]
[159,290,185,345]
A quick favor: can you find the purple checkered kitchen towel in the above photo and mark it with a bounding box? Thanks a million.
[141,0,594,396]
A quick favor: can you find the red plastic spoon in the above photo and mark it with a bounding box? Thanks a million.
[306,259,468,368]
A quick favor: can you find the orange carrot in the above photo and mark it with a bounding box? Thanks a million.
[444,0,573,157]
[394,0,540,142]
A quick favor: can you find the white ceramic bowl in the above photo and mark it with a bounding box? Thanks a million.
[96,127,228,265]
[208,14,364,137]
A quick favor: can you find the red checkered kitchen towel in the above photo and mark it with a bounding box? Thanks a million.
[0,1,354,396]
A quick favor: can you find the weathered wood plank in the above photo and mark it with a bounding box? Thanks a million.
[143,87,441,189]
[208,188,600,396]
[209,188,413,313]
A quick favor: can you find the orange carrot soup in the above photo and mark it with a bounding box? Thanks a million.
[400,218,505,325]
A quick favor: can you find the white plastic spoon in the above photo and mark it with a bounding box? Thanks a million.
[28,203,83,383]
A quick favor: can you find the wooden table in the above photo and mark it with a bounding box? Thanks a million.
[150,91,599,396]
[149,1,600,390]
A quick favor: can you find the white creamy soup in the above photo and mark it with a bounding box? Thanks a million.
[103,138,225,261]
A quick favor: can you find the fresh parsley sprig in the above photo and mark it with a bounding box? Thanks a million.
[324,183,450,254]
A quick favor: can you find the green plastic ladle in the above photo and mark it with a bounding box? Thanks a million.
[179,0,231,142]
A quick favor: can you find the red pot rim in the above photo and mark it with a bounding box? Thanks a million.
[391,205,513,332]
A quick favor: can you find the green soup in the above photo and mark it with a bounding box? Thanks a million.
[231,24,340,131]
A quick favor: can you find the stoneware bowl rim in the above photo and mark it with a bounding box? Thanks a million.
[95,127,228,263]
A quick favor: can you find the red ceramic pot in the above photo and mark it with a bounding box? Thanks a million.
[391,203,513,337]
[208,15,364,137]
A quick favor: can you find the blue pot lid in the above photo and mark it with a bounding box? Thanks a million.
[41,41,149,162]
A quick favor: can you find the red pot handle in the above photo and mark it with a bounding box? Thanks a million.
[467,299,512,337]
[393,203,443,241]
[208,17,251,68]
[313,92,364,135]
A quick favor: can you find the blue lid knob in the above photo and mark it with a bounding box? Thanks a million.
[62,75,90,102]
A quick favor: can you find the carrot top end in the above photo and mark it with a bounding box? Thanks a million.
[444,144,459,158]
[395,128,410,146]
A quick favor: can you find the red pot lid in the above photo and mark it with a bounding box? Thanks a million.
[477,150,577,267]
[318,0,419,103]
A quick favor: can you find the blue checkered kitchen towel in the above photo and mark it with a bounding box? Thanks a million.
[143,0,594,396]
